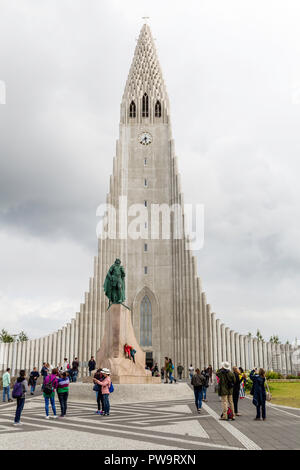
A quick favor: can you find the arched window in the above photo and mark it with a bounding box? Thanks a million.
[129,100,136,118]
[155,100,161,117]
[142,93,149,117]
[140,295,152,347]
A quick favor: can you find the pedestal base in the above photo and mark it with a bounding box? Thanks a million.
[96,304,160,384]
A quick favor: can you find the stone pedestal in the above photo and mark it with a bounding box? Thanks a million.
[96,304,160,384]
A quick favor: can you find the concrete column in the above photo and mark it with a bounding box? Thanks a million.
[221,324,226,362]
[216,319,221,370]
[258,340,263,368]
[253,339,259,368]
[285,344,291,374]
[239,335,245,370]
[70,319,75,365]
[206,304,213,367]
[201,293,208,368]
[230,330,236,367]
[234,333,240,368]
[244,335,249,370]
[30,339,35,371]
[74,313,80,361]
[211,313,217,371]
[66,324,71,363]
[225,327,231,364]
[262,342,268,370]
[57,330,62,369]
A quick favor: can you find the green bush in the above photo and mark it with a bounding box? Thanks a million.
[266,371,283,380]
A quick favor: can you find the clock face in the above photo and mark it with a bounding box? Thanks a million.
[139,132,152,146]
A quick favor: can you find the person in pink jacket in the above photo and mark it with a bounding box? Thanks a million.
[94,368,111,416]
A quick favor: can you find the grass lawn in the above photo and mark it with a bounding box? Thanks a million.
[268,382,300,408]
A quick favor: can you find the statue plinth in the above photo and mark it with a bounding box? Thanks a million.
[96,304,161,384]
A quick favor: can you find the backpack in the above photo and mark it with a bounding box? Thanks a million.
[227,407,233,420]
[43,378,55,396]
[12,381,23,399]
[109,382,114,393]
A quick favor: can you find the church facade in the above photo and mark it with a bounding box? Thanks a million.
[1,24,298,377]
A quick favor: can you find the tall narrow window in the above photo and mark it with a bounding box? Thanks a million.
[142,93,149,117]
[144,158,147,166]
[144,266,148,274]
[144,243,148,251]
[129,100,136,118]
[144,200,147,207]
[155,100,161,117]
[140,295,152,346]
[144,179,147,187]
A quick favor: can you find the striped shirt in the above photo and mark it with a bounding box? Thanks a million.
[57,377,70,394]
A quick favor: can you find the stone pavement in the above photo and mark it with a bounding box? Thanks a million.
[0,385,299,450]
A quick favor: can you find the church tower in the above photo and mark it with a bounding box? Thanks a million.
[1,24,297,378]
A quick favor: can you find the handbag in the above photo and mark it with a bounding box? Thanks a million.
[93,383,101,392]
[265,380,272,401]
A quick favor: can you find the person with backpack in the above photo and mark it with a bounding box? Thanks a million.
[191,368,206,412]
[250,368,267,421]
[57,371,70,417]
[216,362,236,421]
[2,368,13,403]
[164,357,169,383]
[93,368,112,416]
[13,370,28,425]
[42,368,58,419]
[29,367,40,395]
[201,369,210,402]
[40,363,48,379]
[61,358,70,373]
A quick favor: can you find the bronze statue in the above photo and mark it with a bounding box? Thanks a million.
[103,258,126,306]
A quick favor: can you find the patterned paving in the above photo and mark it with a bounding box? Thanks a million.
[0,387,299,450]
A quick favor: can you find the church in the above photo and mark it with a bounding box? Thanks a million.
[0,24,297,377]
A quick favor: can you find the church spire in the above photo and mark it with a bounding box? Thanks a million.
[121,24,170,124]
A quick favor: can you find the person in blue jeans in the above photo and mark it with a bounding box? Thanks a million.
[13,370,28,425]
[191,369,206,412]
[43,368,58,419]
[201,369,210,402]
[29,367,40,395]
[2,368,13,403]
[250,368,267,421]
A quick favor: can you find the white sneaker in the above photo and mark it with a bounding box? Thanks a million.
[53,415,58,419]
[45,416,50,419]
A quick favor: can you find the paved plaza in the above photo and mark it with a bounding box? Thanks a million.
[0,385,299,450]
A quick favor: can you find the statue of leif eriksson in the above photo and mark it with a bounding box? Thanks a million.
[103,258,126,307]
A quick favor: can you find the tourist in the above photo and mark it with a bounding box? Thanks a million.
[43,368,58,419]
[239,367,246,399]
[206,365,213,384]
[2,368,13,403]
[232,366,242,416]
[88,356,96,376]
[29,367,40,395]
[71,357,79,382]
[93,369,104,415]
[94,368,111,416]
[40,362,48,380]
[13,370,28,425]
[191,368,206,412]
[130,346,136,363]
[152,363,159,376]
[250,368,267,421]
[216,362,236,421]
[164,357,169,383]
[124,343,131,359]
[61,358,70,373]
[168,359,177,383]
[201,368,210,401]
[177,364,184,380]
[161,367,165,381]
[57,371,70,417]
[189,364,194,380]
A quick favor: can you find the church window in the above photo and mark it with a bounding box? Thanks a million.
[142,93,149,117]
[144,266,148,274]
[144,200,147,207]
[140,295,152,346]
[155,100,161,117]
[144,243,148,251]
[144,158,147,166]
[129,100,136,118]
[144,179,147,187]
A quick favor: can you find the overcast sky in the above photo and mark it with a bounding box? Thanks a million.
[0,0,299,343]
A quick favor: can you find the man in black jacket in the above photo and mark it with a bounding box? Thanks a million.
[88,356,96,376]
